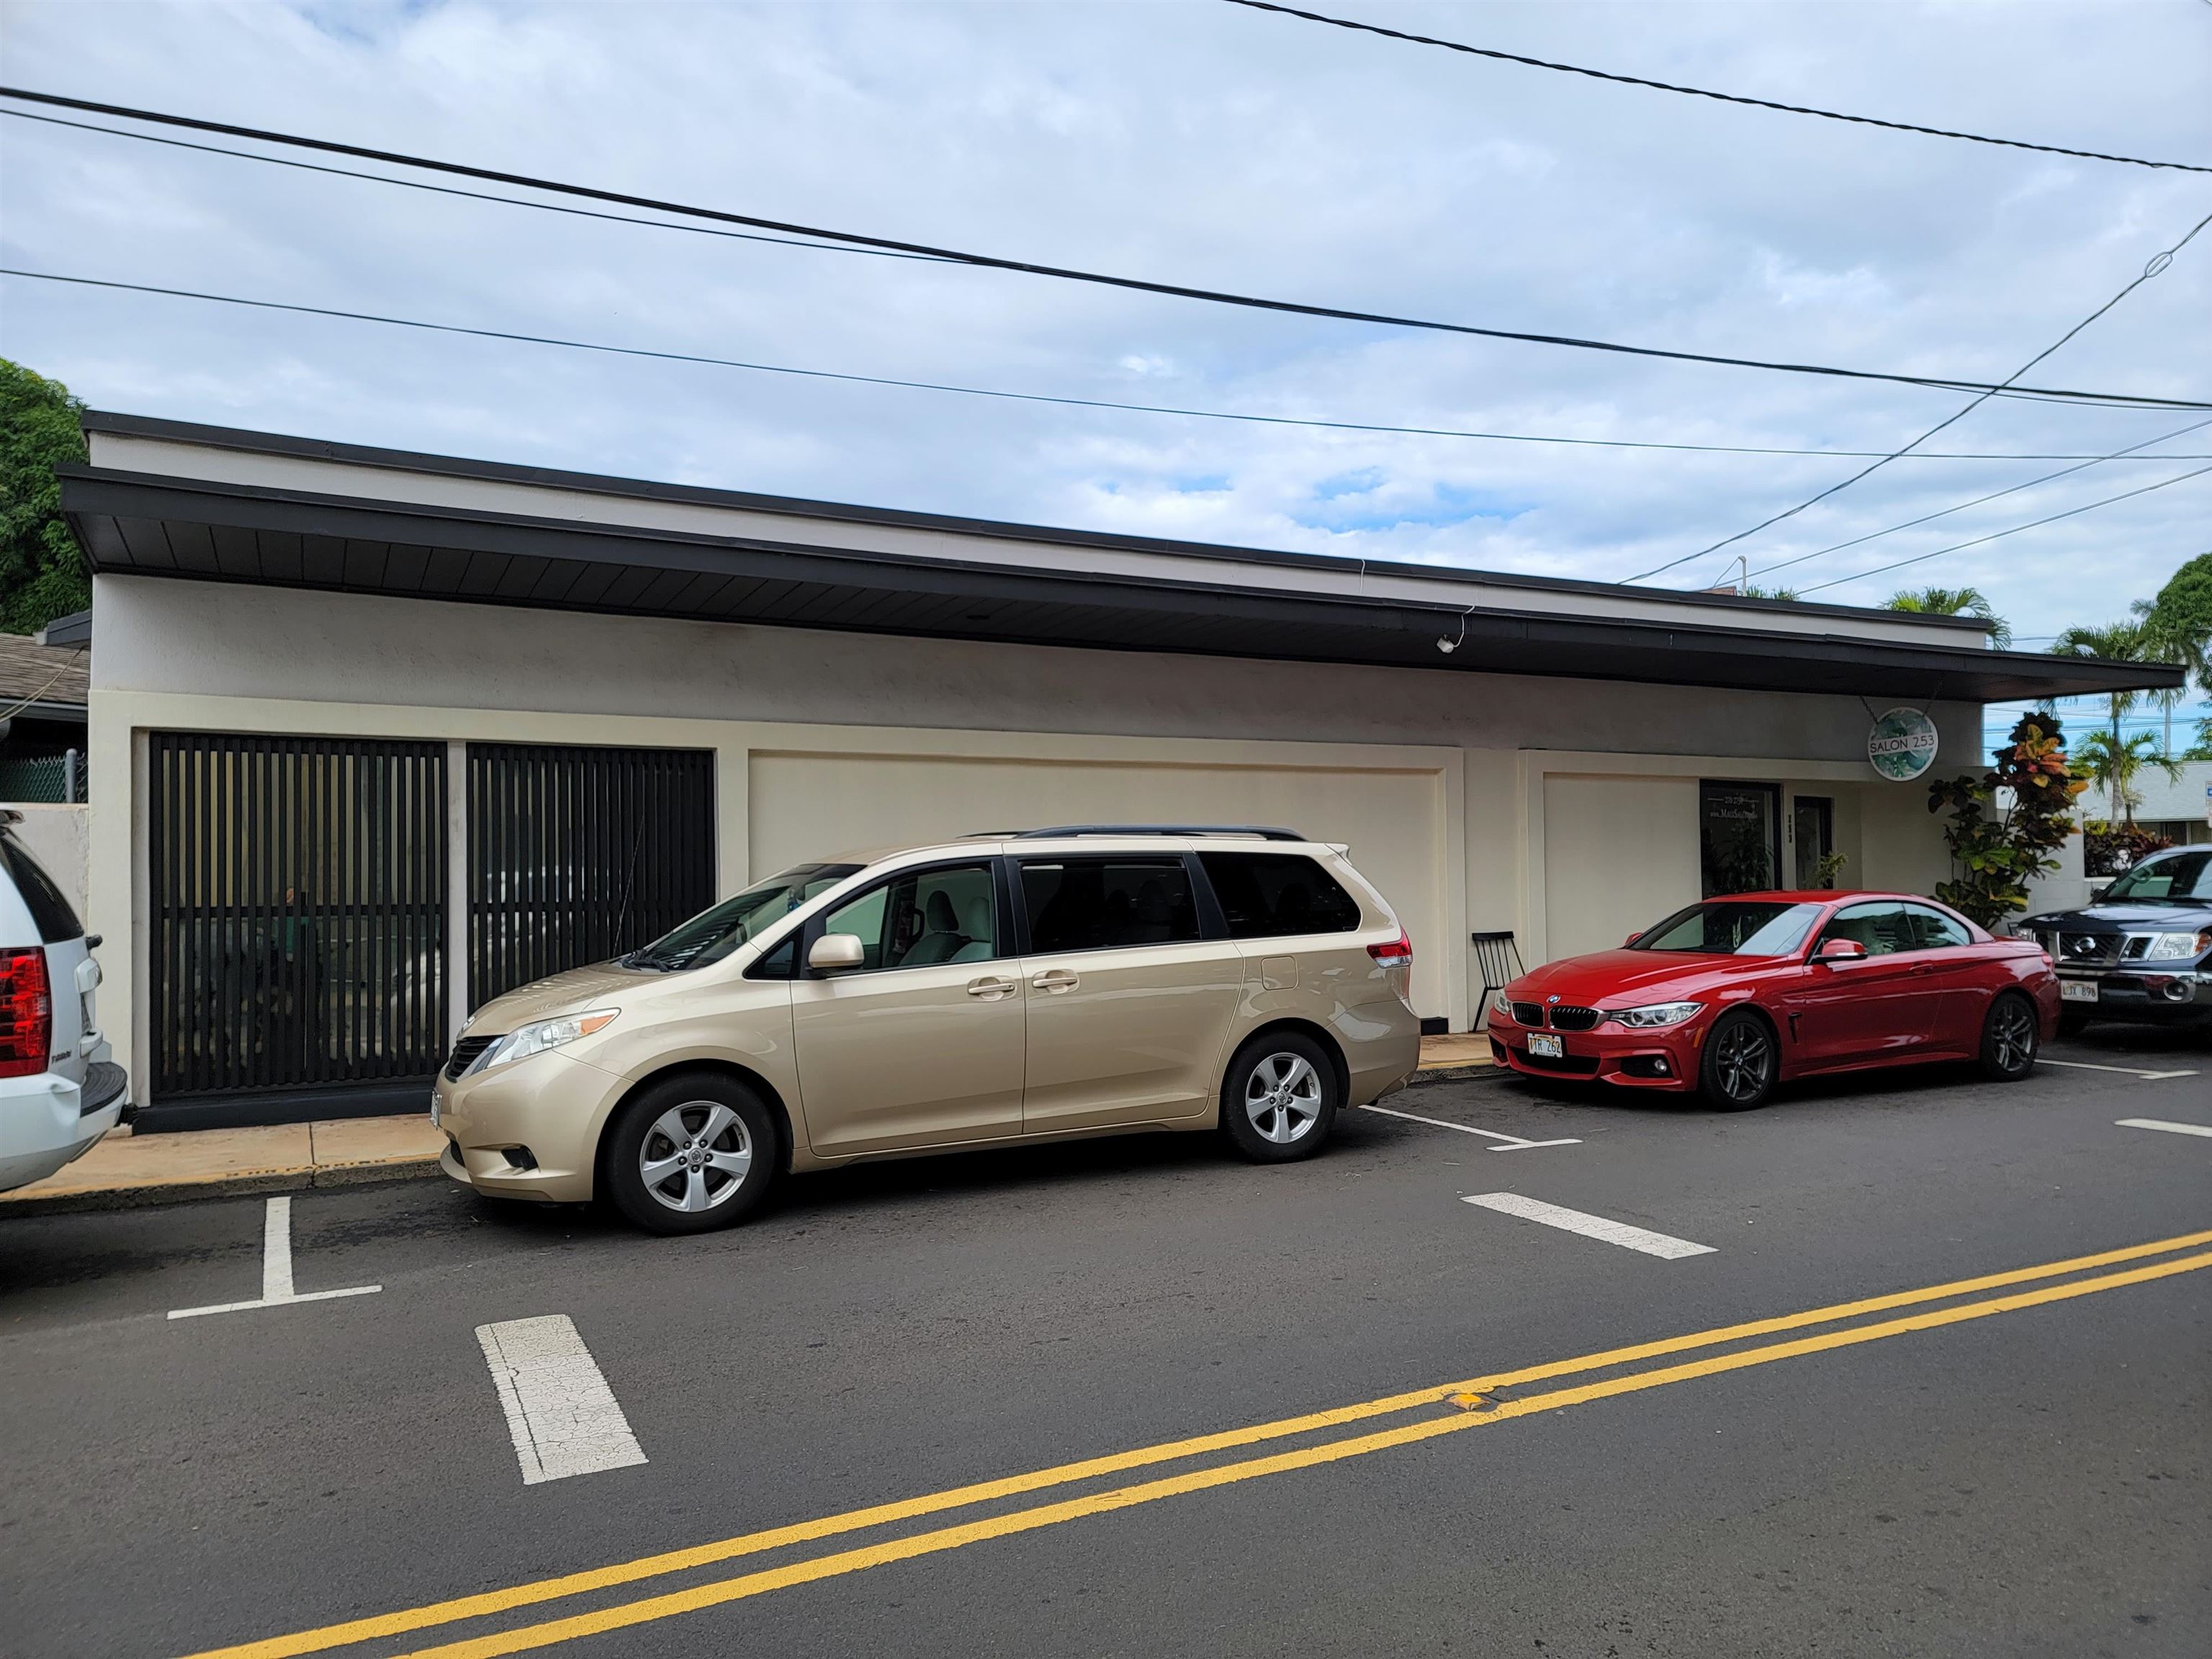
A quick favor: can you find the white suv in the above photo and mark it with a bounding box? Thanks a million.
[0,812,128,1194]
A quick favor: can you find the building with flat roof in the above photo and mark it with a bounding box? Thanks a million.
[62,413,2178,1127]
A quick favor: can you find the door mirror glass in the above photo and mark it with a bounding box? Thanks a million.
[808,932,867,973]
[1815,937,1869,963]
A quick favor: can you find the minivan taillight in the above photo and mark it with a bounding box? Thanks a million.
[1368,930,1413,968]
[0,947,53,1079]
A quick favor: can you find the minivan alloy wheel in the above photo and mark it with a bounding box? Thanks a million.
[639,1102,752,1213]
[1244,1052,1324,1144]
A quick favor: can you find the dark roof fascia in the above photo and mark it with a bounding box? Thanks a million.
[1,701,89,725]
[77,410,1995,638]
[59,465,2182,704]
[33,610,91,647]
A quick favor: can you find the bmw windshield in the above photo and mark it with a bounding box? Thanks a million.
[1631,900,1826,956]
[622,863,860,972]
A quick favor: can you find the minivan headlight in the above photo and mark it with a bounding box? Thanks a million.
[1609,1002,1704,1029]
[1489,989,1514,1019]
[472,1010,619,1074]
[2141,931,2212,961]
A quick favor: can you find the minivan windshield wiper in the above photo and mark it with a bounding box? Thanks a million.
[621,863,860,972]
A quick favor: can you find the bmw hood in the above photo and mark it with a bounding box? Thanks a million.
[1506,949,1764,1007]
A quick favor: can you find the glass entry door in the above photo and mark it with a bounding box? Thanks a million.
[1700,781,1782,896]
[1794,796,1837,889]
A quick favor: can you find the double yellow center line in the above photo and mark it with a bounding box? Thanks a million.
[192,1226,2212,1659]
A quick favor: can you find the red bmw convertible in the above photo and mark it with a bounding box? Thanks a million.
[1488,891,2059,1110]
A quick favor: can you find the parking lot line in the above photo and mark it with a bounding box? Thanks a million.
[477,1316,648,1485]
[1460,1192,1716,1259]
[1359,1102,1580,1151]
[2039,1058,2201,1081]
[2116,1118,2212,1140]
[166,1197,382,1321]
[181,1225,2212,1659]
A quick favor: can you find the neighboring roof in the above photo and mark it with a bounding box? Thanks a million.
[62,411,2183,706]
[0,631,89,719]
[35,610,91,647]
[2133,760,2212,824]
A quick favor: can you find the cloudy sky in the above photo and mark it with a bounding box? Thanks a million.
[4,0,2208,737]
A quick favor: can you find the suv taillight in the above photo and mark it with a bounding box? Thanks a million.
[0,947,52,1079]
[1367,930,1413,968]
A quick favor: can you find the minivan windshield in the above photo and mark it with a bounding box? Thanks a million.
[622,863,860,972]
[2102,850,2212,902]
[1630,900,1825,956]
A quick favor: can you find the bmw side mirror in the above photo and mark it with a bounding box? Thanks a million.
[1624,931,1643,947]
[1814,938,1868,965]
[807,932,866,974]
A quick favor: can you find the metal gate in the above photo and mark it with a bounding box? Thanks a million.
[467,744,714,1010]
[149,734,449,1100]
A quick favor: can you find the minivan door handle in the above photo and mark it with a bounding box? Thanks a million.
[1031,969,1080,994]
[966,976,1017,999]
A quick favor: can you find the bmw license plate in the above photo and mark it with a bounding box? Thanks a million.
[2060,980,2099,1004]
[1528,1033,1565,1058]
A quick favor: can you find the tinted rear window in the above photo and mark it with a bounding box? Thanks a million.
[0,832,81,943]
[1199,852,1362,939]
[1020,858,1200,953]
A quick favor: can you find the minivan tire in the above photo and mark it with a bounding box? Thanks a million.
[1219,1031,1339,1163]
[601,1074,779,1236]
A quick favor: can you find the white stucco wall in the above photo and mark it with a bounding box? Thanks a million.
[4,803,89,922]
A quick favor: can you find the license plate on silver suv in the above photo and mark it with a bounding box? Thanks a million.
[2060,980,2098,1004]
[1528,1033,1565,1058]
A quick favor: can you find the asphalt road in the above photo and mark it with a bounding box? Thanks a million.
[3,1026,2208,1659]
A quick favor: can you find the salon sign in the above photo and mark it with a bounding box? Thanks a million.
[1867,707,1939,781]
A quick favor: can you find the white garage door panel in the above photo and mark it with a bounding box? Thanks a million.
[1542,775,1700,962]
[749,752,1448,1015]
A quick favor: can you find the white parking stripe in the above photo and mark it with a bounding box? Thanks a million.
[1359,1102,1580,1151]
[168,1197,382,1321]
[477,1316,648,1485]
[2040,1058,2200,1081]
[2116,1118,2212,1139]
[1461,1192,1716,1259]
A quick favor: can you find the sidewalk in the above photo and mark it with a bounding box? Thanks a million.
[0,1033,1491,1217]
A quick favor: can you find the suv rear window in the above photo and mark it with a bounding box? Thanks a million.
[1198,852,1361,938]
[0,832,81,944]
[1020,858,1199,953]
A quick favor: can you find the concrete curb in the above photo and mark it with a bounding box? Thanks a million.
[1408,1063,1502,1087]
[0,1157,444,1218]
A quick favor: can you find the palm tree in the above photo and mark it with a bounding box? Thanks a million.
[2072,731,2182,826]
[1884,585,2012,647]
[2049,621,2156,819]
[2131,590,2206,756]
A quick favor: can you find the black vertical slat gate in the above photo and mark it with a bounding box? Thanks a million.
[466,744,715,1011]
[149,734,449,1101]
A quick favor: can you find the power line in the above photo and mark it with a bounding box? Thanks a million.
[16,266,2211,465]
[1745,418,2212,581]
[1793,467,2212,595]
[1624,206,2212,585]
[1,84,2202,411]
[1220,0,2212,175]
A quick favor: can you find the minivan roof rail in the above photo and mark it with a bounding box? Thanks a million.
[1005,824,1305,842]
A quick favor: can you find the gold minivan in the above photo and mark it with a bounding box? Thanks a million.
[433,827,1422,1234]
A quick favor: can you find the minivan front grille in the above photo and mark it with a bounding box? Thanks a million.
[1546,1007,1601,1032]
[444,1035,498,1080]
[1511,1002,1545,1028]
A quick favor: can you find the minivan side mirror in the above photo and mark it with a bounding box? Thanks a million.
[808,932,866,973]
[1813,938,1869,964]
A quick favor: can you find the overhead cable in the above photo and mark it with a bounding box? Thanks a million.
[1220,0,2212,175]
[0,85,2202,410]
[17,267,2208,464]
[1623,206,2212,585]
[1793,466,2212,595]
[1745,416,2212,581]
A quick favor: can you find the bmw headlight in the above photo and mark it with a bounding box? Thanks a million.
[472,1010,619,1074]
[1489,989,1514,1019]
[1609,1002,1704,1029]
[2141,930,2212,961]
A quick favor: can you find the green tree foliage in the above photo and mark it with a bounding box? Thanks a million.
[0,359,91,634]
[1926,712,2085,928]
[2134,551,2212,698]
[2070,730,2180,826]
[2184,716,2212,764]
[1884,585,2011,647]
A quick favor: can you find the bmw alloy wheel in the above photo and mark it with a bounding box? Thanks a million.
[638,1101,752,1214]
[1711,1019,1773,1104]
[1985,996,2038,1078]
[1244,1051,1324,1145]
